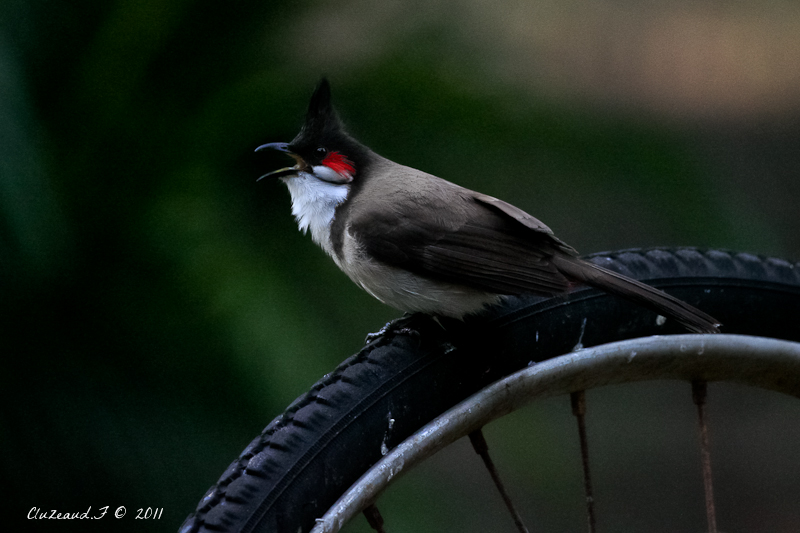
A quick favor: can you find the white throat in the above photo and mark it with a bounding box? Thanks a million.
[282,172,350,256]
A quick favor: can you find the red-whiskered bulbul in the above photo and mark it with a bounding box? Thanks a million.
[257,79,720,334]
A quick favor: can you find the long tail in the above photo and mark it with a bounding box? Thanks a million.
[551,255,721,334]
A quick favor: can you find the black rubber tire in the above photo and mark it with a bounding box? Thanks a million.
[180,248,800,533]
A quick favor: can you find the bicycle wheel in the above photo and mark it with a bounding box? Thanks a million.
[312,333,800,532]
[180,247,800,533]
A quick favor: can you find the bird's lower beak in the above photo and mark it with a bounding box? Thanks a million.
[255,142,306,180]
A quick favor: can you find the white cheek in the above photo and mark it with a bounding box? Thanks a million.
[312,165,353,183]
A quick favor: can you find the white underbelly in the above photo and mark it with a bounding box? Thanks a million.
[336,252,502,318]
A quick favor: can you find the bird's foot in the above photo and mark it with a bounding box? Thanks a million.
[364,314,424,345]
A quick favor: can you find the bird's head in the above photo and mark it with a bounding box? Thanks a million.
[256,79,366,185]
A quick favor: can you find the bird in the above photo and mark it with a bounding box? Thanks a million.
[256,79,720,334]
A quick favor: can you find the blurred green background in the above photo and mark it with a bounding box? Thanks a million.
[2,0,799,531]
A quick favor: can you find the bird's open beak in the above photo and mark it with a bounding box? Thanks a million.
[255,142,307,180]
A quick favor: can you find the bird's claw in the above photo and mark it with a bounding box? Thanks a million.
[364,315,423,344]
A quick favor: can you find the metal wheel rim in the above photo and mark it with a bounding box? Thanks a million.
[311,333,800,533]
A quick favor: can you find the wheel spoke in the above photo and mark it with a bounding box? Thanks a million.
[363,503,387,533]
[469,429,531,533]
[692,380,718,533]
[570,391,596,533]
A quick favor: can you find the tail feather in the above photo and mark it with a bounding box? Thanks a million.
[552,255,721,334]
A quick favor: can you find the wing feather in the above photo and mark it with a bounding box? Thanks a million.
[349,192,574,296]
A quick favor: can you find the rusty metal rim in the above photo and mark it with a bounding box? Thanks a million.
[310,334,800,533]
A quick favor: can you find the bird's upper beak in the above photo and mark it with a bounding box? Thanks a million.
[255,142,307,180]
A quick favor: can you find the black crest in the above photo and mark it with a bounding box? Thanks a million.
[299,78,344,139]
[288,78,371,175]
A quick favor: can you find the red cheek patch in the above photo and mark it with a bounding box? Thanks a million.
[322,151,355,176]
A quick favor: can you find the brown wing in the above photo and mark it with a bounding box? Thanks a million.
[349,190,576,296]
[345,169,720,333]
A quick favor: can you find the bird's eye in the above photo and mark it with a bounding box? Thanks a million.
[316,147,327,157]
